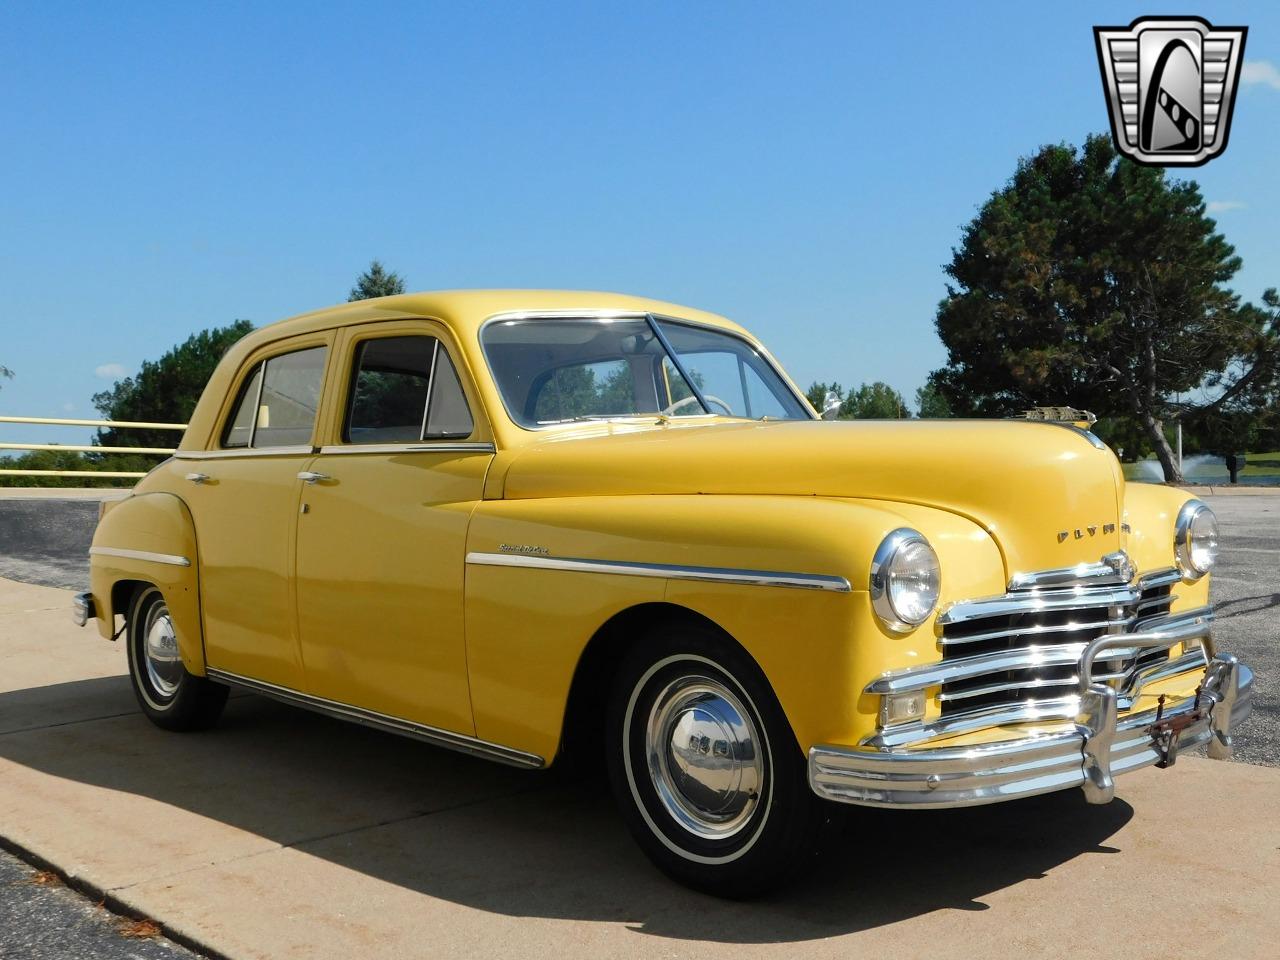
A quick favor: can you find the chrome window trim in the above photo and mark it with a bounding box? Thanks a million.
[174,445,315,460]
[205,668,544,769]
[465,551,851,592]
[89,546,191,567]
[477,309,816,431]
[316,442,496,456]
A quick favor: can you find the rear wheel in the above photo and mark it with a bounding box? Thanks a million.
[126,586,227,731]
[606,621,827,898]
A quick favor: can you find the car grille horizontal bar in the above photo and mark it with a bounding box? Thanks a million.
[864,564,1209,747]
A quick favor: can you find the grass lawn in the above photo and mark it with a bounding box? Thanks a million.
[1122,451,1280,483]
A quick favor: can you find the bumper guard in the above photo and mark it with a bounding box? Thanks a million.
[809,651,1253,809]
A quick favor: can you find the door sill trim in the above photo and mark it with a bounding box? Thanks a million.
[205,668,545,769]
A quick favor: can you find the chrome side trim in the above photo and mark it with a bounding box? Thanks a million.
[810,659,1254,809]
[465,551,851,592]
[174,445,314,460]
[316,442,496,455]
[204,669,544,769]
[89,546,191,567]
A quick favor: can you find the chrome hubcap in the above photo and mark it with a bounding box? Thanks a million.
[645,676,763,840]
[143,603,183,699]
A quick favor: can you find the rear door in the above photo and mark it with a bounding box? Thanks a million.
[292,320,494,733]
[181,334,332,690]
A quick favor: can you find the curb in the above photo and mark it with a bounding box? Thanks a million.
[0,834,228,960]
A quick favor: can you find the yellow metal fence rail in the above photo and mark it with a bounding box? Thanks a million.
[0,415,187,480]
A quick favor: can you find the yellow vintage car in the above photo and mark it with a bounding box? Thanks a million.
[77,290,1253,896]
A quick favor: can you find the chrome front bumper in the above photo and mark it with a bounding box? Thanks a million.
[809,655,1253,809]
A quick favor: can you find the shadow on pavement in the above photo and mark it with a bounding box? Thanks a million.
[0,677,1132,943]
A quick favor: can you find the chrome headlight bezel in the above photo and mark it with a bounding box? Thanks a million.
[1174,500,1218,580]
[870,528,941,632]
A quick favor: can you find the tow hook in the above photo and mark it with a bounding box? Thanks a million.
[1146,689,1209,768]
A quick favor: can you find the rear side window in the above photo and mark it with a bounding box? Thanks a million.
[222,346,327,449]
[345,335,473,443]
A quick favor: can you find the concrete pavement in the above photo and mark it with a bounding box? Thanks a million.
[1,574,1278,959]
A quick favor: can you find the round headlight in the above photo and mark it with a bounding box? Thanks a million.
[1175,501,1218,579]
[870,529,941,632]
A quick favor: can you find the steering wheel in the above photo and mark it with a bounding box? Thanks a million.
[662,393,735,417]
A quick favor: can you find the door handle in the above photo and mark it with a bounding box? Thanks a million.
[185,472,211,484]
[297,471,332,484]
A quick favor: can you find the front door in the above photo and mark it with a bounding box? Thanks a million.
[184,335,331,690]
[293,323,493,734]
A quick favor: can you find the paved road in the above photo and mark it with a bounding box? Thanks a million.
[0,847,199,960]
[0,498,99,591]
[1199,495,1278,766]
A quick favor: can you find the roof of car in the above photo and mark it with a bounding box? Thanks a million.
[179,290,769,451]
[240,289,750,347]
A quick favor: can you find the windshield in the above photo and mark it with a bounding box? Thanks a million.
[481,315,812,428]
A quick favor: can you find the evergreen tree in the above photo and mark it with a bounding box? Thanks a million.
[348,260,406,301]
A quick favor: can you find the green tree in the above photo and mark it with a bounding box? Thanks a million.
[92,320,255,451]
[844,381,909,419]
[930,134,1277,482]
[348,260,406,301]
[915,378,952,418]
[0,448,120,489]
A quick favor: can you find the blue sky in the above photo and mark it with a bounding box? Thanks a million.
[2,1,1277,444]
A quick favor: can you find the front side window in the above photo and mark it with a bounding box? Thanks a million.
[481,315,810,428]
[345,335,473,443]
[655,320,804,421]
[223,345,327,449]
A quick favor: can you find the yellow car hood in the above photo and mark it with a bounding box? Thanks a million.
[499,419,1127,576]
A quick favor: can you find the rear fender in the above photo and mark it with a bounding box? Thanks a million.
[88,492,206,675]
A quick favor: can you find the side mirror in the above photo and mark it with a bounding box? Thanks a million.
[821,390,842,420]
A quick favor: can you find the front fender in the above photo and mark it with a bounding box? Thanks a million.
[89,491,206,676]
[463,494,1002,757]
[1122,482,1210,610]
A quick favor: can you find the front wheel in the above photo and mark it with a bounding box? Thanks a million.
[606,623,828,897]
[126,586,227,731]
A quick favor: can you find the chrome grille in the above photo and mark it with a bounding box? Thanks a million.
[936,567,1180,717]
[862,560,1210,749]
